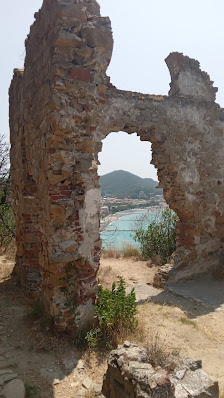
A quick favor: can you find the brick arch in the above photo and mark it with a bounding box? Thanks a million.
[9,0,224,332]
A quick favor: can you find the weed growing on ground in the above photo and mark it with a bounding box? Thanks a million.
[179,317,197,328]
[60,263,79,315]
[84,278,138,350]
[24,382,39,397]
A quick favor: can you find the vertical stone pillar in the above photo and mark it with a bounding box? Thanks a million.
[10,0,113,331]
[161,52,221,282]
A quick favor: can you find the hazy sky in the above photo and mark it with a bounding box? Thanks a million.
[1,0,224,179]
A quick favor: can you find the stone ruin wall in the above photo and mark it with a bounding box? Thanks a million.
[9,0,224,331]
[102,342,219,397]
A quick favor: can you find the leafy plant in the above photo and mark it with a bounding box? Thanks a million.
[85,279,138,350]
[134,208,178,263]
[60,263,79,319]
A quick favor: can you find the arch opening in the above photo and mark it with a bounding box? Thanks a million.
[98,131,167,255]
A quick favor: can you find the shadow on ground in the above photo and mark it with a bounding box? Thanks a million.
[0,274,105,398]
[150,277,224,319]
[1,254,224,397]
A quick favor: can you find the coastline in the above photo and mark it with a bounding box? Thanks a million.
[100,206,164,233]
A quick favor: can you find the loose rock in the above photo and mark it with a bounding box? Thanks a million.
[2,379,25,398]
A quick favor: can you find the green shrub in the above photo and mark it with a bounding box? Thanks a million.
[85,279,138,350]
[134,208,178,264]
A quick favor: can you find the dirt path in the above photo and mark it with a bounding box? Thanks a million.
[98,257,158,288]
[0,254,223,397]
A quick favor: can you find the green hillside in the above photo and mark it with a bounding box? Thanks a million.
[100,170,163,199]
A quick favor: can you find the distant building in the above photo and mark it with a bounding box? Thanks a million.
[100,206,109,218]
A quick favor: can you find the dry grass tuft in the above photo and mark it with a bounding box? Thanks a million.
[102,243,141,259]
[146,335,179,371]
[101,248,121,259]
[124,311,180,372]
[122,243,141,258]
[30,329,73,354]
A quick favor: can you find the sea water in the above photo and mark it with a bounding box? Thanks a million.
[101,208,161,249]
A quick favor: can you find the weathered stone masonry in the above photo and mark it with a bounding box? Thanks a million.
[9,0,224,331]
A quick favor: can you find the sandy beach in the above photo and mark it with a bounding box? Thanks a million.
[100,206,163,232]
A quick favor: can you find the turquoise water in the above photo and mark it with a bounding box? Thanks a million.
[101,209,160,249]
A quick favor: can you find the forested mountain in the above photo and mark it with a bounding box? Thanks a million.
[100,170,163,199]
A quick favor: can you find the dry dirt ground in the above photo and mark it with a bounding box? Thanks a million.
[0,251,224,397]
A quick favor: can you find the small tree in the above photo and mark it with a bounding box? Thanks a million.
[0,135,15,245]
[134,208,178,263]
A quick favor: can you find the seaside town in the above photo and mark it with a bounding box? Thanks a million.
[100,194,167,232]
[100,194,166,218]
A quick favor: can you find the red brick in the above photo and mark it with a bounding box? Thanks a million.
[67,67,91,82]
[50,195,61,200]
[60,190,71,196]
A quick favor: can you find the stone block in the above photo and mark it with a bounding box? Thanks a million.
[81,27,113,51]
[102,343,219,398]
[59,4,87,22]
[54,31,82,48]
[2,379,25,398]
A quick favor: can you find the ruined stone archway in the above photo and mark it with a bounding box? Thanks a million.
[9,0,224,331]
